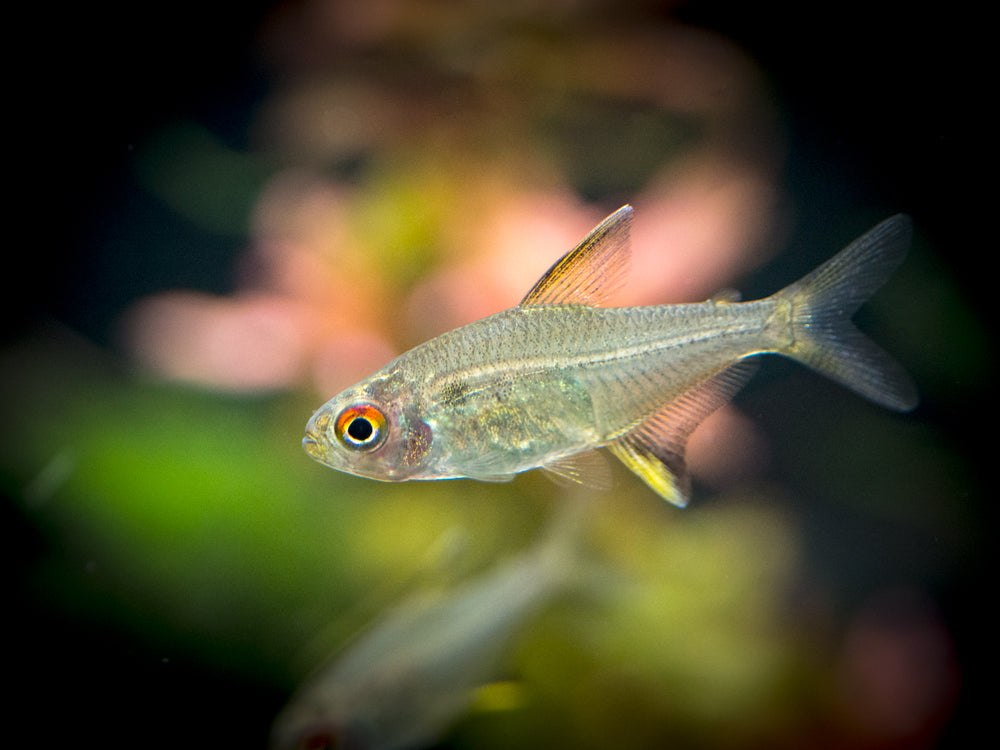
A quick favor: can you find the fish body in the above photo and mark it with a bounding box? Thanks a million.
[269,508,585,750]
[304,206,917,505]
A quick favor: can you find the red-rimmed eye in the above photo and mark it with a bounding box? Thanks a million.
[334,403,388,451]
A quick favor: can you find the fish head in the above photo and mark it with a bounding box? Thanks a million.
[303,375,435,482]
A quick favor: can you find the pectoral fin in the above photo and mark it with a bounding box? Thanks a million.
[608,361,758,507]
[460,470,517,483]
[520,205,632,307]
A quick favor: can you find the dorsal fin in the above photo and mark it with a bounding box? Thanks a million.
[607,360,758,507]
[520,205,633,307]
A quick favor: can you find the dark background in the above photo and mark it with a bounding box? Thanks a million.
[9,2,988,747]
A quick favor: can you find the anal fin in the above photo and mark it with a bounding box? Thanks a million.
[608,360,758,507]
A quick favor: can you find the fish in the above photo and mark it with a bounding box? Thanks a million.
[303,206,917,506]
[269,502,590,750]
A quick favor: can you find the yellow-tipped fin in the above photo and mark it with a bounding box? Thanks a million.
[520,205,632,307]
[607,361,758,506]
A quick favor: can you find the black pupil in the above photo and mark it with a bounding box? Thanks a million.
[347,417,374,442]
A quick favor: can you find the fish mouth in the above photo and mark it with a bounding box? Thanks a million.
[302,433,325,460]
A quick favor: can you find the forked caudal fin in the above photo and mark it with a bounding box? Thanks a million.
[608,214,917,507]
[775,214,918,412]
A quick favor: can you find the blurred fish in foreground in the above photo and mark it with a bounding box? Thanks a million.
[304,207,917,506]
[269,499,598,750]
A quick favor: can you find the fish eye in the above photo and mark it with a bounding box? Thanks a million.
[334,403,388,451]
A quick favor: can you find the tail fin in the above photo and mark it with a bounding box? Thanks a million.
[776,215,918,411]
